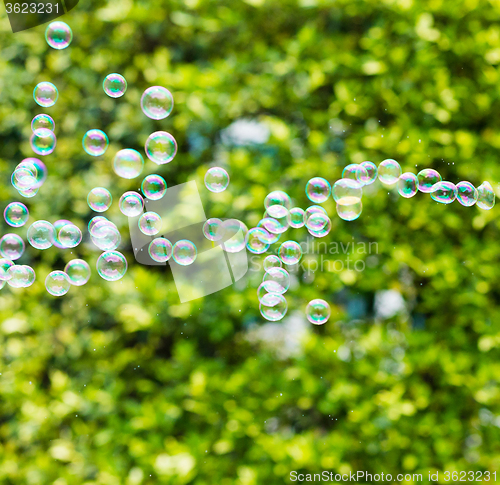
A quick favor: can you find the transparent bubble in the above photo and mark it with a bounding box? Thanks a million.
[456,181,478,207]
[417,169,442,193]
[119,191,144,217]
[256,219,281,243]
[203,218,224,241]
[8,265,32,288]
[257,282,271,302]
[4,202,29,227]
[172,240,197,266]
[264,205,290,234]
[113,149,144,179]
[33,82,58,108]
[342,164,369,186]
[263,267,290,294]
[17,158,47,189]
[31,128,56,156]
[88,216,108,236]
[264,255,282,272]
[264,191,292,210]
[289,207,305,228]
[430,181,457,204]
[145,131,178,165]
[138,212,162,236]
[306,299,331,325]
[220,219,248,253]
[477,181,495,210]
[58,224,82,248]
[0,234,25,260]
[332,179,362,205]
[52,219,72,249]
[23,265,36,287]
[27,220,55,250]
[279,240,302,265]
[305,212,329,232]
[65,259,91,286]
[205,167,230,193]
[246,228,270,254]
[305,177,331,203]
[12,168,37,191]
[88,187,112,212]
[260,292,288,321]
[45,21,73,49]
[148,238,173,263]
[103,73,127,98]
[398,172,418,198]
[378,159,401,185]
[336,201,362,221]
[141,174,167,200]
[141,86,174,120]
[45,271,70,296]
[31,114,55,132]
[360,161,378,184]
[17,186,38,199]
[307,215,332,238]
[305,205,327,219]
[0,259,15,281]
[82,129,109,157]
[97,251,128,281]
[91,221,121,251]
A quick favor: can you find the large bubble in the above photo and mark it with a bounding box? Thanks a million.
[141,174,167,200]
[45,271,71,296]
[88,187,112,212]
[31,128,56,156]
[398,172,418,198]
[417,169,441,193]
[260,293,288,321]
[97,251,128,281]
[82,129,109,157]
[27,220,55,250]
[65,259,91,286]
[103,73,127,98]
[113,149,144,179]
[430,181,457,204]
[456,181,478,207]
[119,191,144,217]
[145,131,178,165]
[204,167,229,193]
[172,240,197,266]
[0,234,25,260]
[45,21,73,49]
[141,86,174,120]
[149,238,173,263]
[138,212,162,236]
[31,114,55,132]
[279,240,302,265]
[378,159,401,185]
[4,202,29,227]
[33,82,58,108]
[305,177,331,203]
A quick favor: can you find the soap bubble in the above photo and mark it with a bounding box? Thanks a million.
[343,164,369,186]
[31,114,55,132]
[33,82,58,107]
[148,238,173,262]
[256,282,271,302]
[264,205,290,233]
[417,169,442,193]
[305,212,329,232]
[378,159,401,185]
[17,158,47,189]
[0,259,15,280]
[97,251,128,281]
[103,73,127,98]
[12,168,37,190]
[27,220,55,250]
[83,129,109,157]
[360,161,378,184]
[0,234,25,260]
[332,179,362,205]
[145,131,178,165]
[257,219,281,243]
[141,86,174,120]
[289,207,305,228]
[220,219,248,253]
[4,202,29,227]
[31,128,56,155]
[264,191,292,210]
[65,259,91,286]
[246,228,270,254]
[172,240,197,266]
[307,216,332,238]
[305,177,331,203]
[8,265,32,288]
[88,187,112,212]
[305,205,327,219]
[58,224,82,248]
[52,219,72,249]
[23,265,36,287]
[119,191,144,217]
[45,21,73,49]
[264,255,282,272]
[477,181,495,210]
[90,221,121,251]
[17,187,38,199]
[430,181,457,204]
[141,174,167,200]
[45,271,70,296]
[456,181,478,207]
[138,212,162,236]
[263,267,290,294]
[336,201,362,221]
[260,292,288,321]
[205,167,229,193]
[88,216,108,236]
[306,299,331,325]
[203,218,224,241]
[113,149,144,179]
[279,240,302,265]
[398,172,418,198]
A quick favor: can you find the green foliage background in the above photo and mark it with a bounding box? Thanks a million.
[1,0,500,483]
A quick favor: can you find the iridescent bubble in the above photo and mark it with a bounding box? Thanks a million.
[264,205,290,234]
[148,238,173,263]
[304,205,327,220]
[12,167,37,190]
[119,191,144,217]
[31,114,55,132]
[417,169,442,193]
[0,259,15,281]
[17,158,47,189]
[477,181,495,210]
[96,251,128,281]
[33,82,58,108]
[141,86,174,120]
[305,212,329,232]
[256,219,281,243]
[103,73,127,98]
[138,212,162,236]
[306,299,331,325]
[456,181,478,207]
[263,267,290,294]
[398,172,418,198]
[0,234,25,260]
[145,131,178,165]
[113,149,144,179]
[4,202,29,227]
[264,255,282,272]
[58,224,82,248]
[378,159,401,185]
[220,219,248,253]
[203,218,224,241]
[88,187,112,212]
[205,167,230,193]
[27,220,55,250]
[332,179,362,205]
[279,240,302,265]
[264,191,292,210]
[141,174,167,200]
[82,129,109,157]
[45,21,73,49]
[45,271,70,296]
[342,164,369,186]
[360,161,377,184]
[246,228,270,254]
[17,186,38,199]
[7,265,31,288]
[23,265,36,287]
[256,282,271,302]
[172,240,197,266]
[52,219,72,249]
[64,259,91,286]
[88,216,108,236]
[336,201,362,221]
[430,181,457,204]
[91,221,121,251]
[289,207,305,228]
[305,177,331,203]
[31,128,56,156]
[260,292,288,322]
